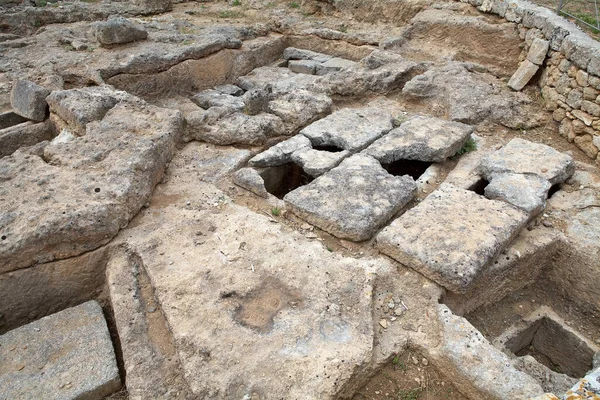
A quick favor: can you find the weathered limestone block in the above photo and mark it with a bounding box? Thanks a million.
[248,134,312,167]
[283,47,332,63]
[290,148,350,177]
[285,154,417,241]
[0,120,54,158]
[581,100,600,117]
[572,109,595,126]
[484,173,552,217]
[46,86,132,135]
[316,57,357,75]
[479,138,575,185]
[300,107,393,152]
[10,79,50,122]
[94,17,148,47]
[191,89,244,111]
[214,84,244,96]
[0,301,121,400]
[106,249,194,399]
[232,168,269,198]
[364,115,473,163]
[574,135,599,159]
[566,88,583,109]
[288,59,319,75]
[508,60,539,91]
[268,90,333,133]
[563,366,600,399]
[0,101,183,273]
[376,183,529,293]
[527,38,550,65]
[187,111,285,146]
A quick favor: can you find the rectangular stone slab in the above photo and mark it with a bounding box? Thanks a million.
[299,106,394,152]
[376,183,528,293]
[0,301,121,400]
[284,154,417,241]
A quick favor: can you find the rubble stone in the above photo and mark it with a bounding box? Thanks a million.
[508,60,539,91]
[94,17,148,47]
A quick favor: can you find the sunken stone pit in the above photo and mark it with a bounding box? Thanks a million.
[1,0,600,399]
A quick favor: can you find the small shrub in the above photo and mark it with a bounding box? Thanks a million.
[289,1,300,8]
[451,137,477,159]
[271,207,281,216]
[338,24,348,33]
[398,388,421,400]
[231,0,242,6]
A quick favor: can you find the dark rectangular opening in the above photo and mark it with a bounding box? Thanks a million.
[259,162,314,199]
[505,316,594,378]
[381,160,433,180]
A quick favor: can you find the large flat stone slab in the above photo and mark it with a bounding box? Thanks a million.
[299,106,394,152]
[0,301,121,400]
[376,183,528,293]
[364,115,473,162]
[479,138,574,185]
[285,154,417,241]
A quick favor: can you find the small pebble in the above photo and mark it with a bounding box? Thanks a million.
[543,220,553,228]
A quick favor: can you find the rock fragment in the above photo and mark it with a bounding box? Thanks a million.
[508,60,539,91]
[94,17,148,47]
[10,79,50,122]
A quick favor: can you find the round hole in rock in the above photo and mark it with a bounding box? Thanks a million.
[381,160,433,180]
[259,163,314,199]
[94,188,101,193]
[1,235,6,240]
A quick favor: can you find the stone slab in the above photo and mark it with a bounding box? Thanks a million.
[0,301,121,400]
[508,59,539,91]
[316,57,357,75]
[376,183,528,293]
[10,79,50,122]
[214,84,244,96]
[300,106,394,152]
[526,38,550,65]
[285,154,417,241]
[248,134,312,167]
[288,59,319,75]
[364,115,473,162]
[484,173,551,217]
[291,148,350,177]
[479,138,575,185]
[233,167,269,198]
[93,17,147,47]
[191,89,244,111]
[282,47,332,63]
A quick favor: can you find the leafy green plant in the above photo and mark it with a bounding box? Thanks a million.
[398,388,421,400]
[289,1,300,8]
[271,207,281,216]
[326,246,334,252]
[573,12,600,33]
[231,0,242,6]
[338,24,348,33]
[451,137,477,159]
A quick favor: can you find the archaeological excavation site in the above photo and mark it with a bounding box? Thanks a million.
[2,0,600,397]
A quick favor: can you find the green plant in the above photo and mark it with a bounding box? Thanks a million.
[451,137,477,159]
[231,0,242,6]
[573,12,600,33]
[271,207,281,216]
[338,24,348,33]
[392,356,408,371]
[218,10,245,18]
[289,1,300,8]
[37,0,47,6]
[398,388,421,400]
[392,114,408,127]
[326,246,333,252]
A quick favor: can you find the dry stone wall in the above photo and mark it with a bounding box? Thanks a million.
[459,0,600,162]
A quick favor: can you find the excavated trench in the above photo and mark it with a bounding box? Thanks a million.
[1,1,600,399]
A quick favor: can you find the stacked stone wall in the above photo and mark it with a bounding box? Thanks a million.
[460,0,600,162]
